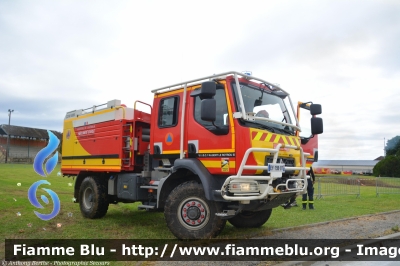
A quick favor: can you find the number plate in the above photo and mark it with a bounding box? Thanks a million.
[267,163,286,173]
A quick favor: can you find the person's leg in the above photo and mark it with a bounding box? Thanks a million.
[284,195,296,209]
[308,179,314,210]
[302,193,307,210]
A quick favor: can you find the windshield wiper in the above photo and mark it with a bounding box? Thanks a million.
[272,126,294,136]
[244,120,276,133]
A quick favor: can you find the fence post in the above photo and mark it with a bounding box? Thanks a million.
[317,176,322,199]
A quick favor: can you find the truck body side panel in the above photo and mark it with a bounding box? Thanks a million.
[62,107,140,175]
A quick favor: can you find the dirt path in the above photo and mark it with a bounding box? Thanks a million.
[261,210,400,240]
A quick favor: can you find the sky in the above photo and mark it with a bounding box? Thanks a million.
[0,0,399,160]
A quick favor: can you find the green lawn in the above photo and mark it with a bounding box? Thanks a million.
[1,164,400,260]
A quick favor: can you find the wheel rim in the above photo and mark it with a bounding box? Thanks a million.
[83,187,93,209]
[177,197,210,230]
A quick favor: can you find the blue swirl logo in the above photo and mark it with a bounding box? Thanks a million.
[33,130,60,177]
[28,180,60,220]
[29,130,61,220]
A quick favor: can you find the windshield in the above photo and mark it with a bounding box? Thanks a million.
[232,82,297,135]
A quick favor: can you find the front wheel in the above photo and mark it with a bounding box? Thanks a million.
[164,181,226,239]
[79,176,109,219]
[228,209,272,228]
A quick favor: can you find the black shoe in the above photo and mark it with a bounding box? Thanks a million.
[283,203,292,209]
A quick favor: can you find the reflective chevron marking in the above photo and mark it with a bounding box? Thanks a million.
[251,131,300,146]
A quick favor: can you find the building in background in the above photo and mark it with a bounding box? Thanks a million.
[0,124,62,163]
[312,159,382,175]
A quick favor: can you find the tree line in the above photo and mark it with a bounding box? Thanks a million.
[373,136,400,177]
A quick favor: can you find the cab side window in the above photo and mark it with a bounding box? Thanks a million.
[194,87,229,135]
[158,96,179,128]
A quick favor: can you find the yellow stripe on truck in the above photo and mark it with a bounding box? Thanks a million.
[200,160,236,168]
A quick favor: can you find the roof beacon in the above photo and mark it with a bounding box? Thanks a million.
[242,70,252,76]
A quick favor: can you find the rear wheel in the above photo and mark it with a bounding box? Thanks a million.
[228,209,272,228]
[79,176,109,219]
[164,181,226,239]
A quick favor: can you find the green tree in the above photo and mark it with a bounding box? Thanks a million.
[373,160,383,176]
[386,136,400,155]
[374,136,400,177]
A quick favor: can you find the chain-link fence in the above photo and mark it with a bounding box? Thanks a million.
[315,176,400,198]
[376,177,400,197]
[315,176,361,199]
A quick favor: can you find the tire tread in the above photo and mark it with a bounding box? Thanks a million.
[79,176,109,219]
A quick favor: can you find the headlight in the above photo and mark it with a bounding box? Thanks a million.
[228,181,259,193]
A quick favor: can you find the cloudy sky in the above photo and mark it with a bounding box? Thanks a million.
[1,0,399,160]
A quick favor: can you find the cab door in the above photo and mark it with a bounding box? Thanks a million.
[186,83,236,175]
[150,93,182,166]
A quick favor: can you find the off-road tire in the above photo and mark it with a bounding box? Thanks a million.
[228,209,272,228]
[164,181,226,239]
[79,176,109,219]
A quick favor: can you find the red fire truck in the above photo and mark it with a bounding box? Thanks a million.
[61,71,323,239]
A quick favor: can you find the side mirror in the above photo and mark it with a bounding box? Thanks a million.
[311,117,323,135]
[314,150,319,162]
[310,104,322,115]
[190,81,216,99]
[201,99,216,121]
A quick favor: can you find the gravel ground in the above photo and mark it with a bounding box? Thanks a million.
[148,210,400,266]
[262,210,400,240]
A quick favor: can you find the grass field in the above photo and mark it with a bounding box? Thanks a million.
[1,164,400,261]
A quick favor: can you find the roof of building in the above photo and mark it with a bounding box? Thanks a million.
[0,124,62,140]
[313,160,379,167]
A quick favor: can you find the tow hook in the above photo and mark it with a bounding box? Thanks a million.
[215,209,238,219]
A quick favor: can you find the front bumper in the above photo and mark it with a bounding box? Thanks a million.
[221,144,310,202]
